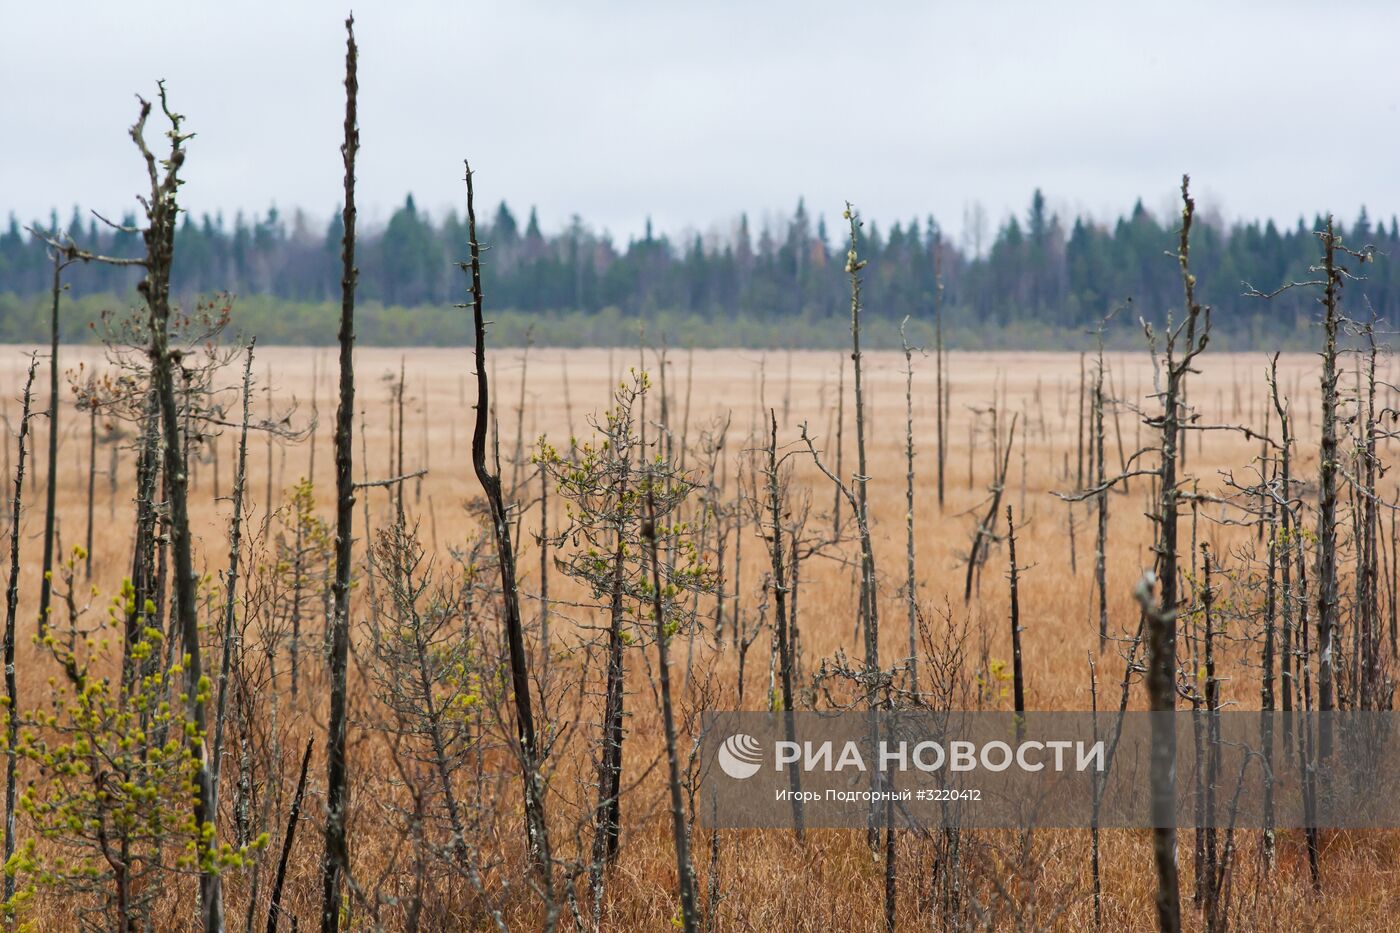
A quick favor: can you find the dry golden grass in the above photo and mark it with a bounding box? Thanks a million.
[1,344,1397,931]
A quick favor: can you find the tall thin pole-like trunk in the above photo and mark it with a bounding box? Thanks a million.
[843,205,878,679]
[833,353,844,535]
[395,359,407,527]
[321,19,358,932]
[767,410,803,837]
[1297,537,1321,890]
[1391,495,1398,658]
[1262,463,1278,865]
[1200,543,1220,915]
[85,399,96,580]
[587,399,634,922]
[291,494,304,700]
[1143,175,1209,933]
[212,341,255,811]
[417,375,428,506]
[788,521,802,684]
[1088,652,1102,927]
[643,475,698,933]
[1076,351,1086,490]
[538,463,550,675]
[679,348,693,471]
[1361,324,1380,707]
[511,336,531,497]
[130,87,221,932]
[1007,505,1025,741]
[589,456,627,918]
[37,250,65,635]
[265,366,274,531]
[934,252,946,510]
[883,785,896,933]
[126,390,161,685]
[464,162,555,914]
[902,321,917,683]
[1094,342,1108,650]
[3,357,39,904]
[1315,218,1340,758]
[843,204,884,851]
[1270,361,1295,760]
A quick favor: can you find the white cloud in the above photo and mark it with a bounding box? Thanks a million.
[1,0,1394,244]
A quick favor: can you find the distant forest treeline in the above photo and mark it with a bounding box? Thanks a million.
[1,190,1395,347]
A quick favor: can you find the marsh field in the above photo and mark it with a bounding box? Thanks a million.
[1,342,1397,930]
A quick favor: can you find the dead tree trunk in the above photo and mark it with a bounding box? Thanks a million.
[1144,175,1211,933]
[1262,461,1278,865]
[321,18,358,933]
[126,390,161,685]
[1361,323,1380,708]
[1094,341,1109,650]
[834,353,845,535]
[643,475,698,932]
[843,205,885,850]
[902,319,918,682]
[267,738,314,933]
[1088,653,1102,927]
[1270,360,1296,760]
[589,441,629,915]
[84,398,96,580]
[1007,505,1025,741]
[129,87,221,933]
[538,463,551,675]
[37,248,69,635]
[766,410,803,838]
[1315,218,1341,758]
[3,357,38,904]
[464,162,554,905]
[212,341,255,812]
[1077,351,1086,490]
[934,250,947,510]
[843,205,879,679]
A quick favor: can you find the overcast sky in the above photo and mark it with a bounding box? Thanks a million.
[3,1,1397,250]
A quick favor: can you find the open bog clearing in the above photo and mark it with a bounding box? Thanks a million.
[7,344,1377,668]
[2,343,1397,930]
